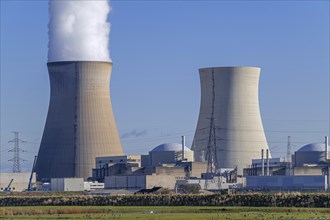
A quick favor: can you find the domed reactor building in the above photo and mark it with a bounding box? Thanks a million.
[192,67,270,174]
[35,61,123,181]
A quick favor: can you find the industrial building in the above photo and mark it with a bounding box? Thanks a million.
[176,175,245,191]
[0,173,36,192]
[244,138,330,191]
[83,182,104,191]
[243,157,287,176]
[246,175,328,191]
[36,61,123,181]
[104,166,186,190]
[192,67,270,174]
[102,162,209,190]
[51,178,84,192]
[96,155,142,168]
[93,142,195,181]
[91,142,210,190]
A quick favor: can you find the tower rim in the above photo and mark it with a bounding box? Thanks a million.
[199,66,260,71]
[47,61,112,65]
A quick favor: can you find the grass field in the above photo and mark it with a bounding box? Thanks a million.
[1,206,330,220]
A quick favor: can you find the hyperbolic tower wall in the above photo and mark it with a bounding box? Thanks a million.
[35,61,123,181]
[192,67,270,174]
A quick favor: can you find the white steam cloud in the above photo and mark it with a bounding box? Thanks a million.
[48,0,111,62]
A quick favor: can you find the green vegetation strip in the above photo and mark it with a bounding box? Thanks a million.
[0,206,330,220]
[1,193,330,207]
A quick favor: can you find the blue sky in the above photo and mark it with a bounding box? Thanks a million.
[1,0,329,172]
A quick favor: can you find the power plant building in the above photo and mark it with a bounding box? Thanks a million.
[244,139,330,191]
[192,67,270,174]
[36,61,123,181]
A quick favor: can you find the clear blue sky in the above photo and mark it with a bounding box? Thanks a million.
[1,0,329,172]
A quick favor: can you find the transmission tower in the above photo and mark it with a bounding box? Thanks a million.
[8,131,26,173]
[204,69,222,190]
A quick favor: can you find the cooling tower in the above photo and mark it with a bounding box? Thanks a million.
[192,67,270,174]
[35,61,123,181]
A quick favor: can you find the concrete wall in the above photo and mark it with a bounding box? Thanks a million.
[154,166,185,175]
[0,173,36,192]
[192,67,269,174]
[146,175,177,189]
[190,162,208,178]
[294,167,324,176]
[36,61,123,181]
[246,175,328,191]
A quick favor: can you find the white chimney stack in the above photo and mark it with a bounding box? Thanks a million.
[325,136,329,161]
[182,136,185,161]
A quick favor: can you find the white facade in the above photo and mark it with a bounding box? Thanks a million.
[192,67,270,174]
[84,182,104,191]
[51,178,84,192]
[96,155,141,168]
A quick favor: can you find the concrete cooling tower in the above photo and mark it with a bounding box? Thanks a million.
[192,67,270,174]
[35,61,123,181]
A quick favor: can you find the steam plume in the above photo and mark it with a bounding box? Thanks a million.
[48,0,111,62]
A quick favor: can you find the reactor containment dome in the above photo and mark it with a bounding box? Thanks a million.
[295,143,329,166]
[149,143,194,166]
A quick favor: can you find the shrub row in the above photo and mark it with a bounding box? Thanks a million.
[0,193,330,207]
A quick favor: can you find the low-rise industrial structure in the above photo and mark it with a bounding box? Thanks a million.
[246,175,328,191]
[51,178,84,192]
[95,155,141,168]
[83,182,104,191]
[243,138,330,191]
[104,164,188,190]
[243,157,287,176]
[105,174,181,190]
[177,172,245,191]
[0,172,36,192]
